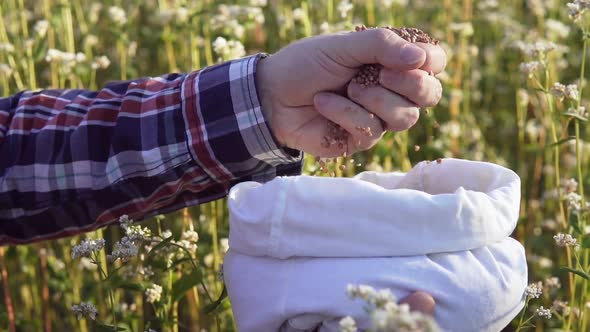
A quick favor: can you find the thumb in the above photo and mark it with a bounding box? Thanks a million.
[323,28,427,71]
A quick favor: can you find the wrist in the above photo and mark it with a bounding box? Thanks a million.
[255,55,286,147]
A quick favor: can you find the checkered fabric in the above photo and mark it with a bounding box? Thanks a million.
[0,54,302,245]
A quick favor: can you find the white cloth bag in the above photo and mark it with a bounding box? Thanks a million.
[224,159,528,332]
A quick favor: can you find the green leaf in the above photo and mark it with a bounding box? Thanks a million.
[171,269,202,303]
[560,266,590,280]
[116,282,147,293]
[94,322,126,332]
[204,285,228,314]
[562,113,588,122]
[149,236,173,256]
[525,137,575,153]
[32,38,48,62]
[165,257,192,271]
[581,234,590,249]
[569,213,583,235]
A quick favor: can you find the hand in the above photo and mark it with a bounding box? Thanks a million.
[399,291,436,315]
[256,28,446,157]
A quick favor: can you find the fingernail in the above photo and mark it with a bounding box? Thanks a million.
[314,92,331,107]
[400,44,425,65]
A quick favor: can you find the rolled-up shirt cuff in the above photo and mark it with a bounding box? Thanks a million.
[181,54,302,183]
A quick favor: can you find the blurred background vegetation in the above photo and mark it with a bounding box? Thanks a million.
[0,0,589,331]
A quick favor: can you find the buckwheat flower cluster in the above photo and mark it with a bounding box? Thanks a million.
[71,302,98,320]
[0,42,15,53]
[91,56,111,70]
[552,300,570,315]
[210,4,264,39]
[158,7,189,25]
[536,306,552,319]
[565,192,583,214]
[545,19,571,40]
[339,316,357,332]
[544,277,561,290]
[517,41,558,58]
[525,282,543,299]
[71,239,106,260]
[108,6,127,26]
[175,229,199,255]
[565,106,588,119]
[107,215,151,262]
[520,61,541,78]
[212,37,246,61]
[45,49,87,75]
[145,284,163,304]
[553,233,579,249]
[567,0,590,22]
[33,20,49,38]
[562,178,579,194]
[345,284,440,332]
[550,83,579,101]
[337,0,353,18]
[0,64,13,78]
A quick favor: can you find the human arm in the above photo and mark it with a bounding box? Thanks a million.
[0,28,447,245]
[0,55,301,245]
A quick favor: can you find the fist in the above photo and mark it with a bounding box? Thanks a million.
[256,28,447,157]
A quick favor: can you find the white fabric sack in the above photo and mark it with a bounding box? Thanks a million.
[228,158,521,258]
[224,158,527,331]
[224,238,526,332]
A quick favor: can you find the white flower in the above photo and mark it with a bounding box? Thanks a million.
[292,8,305,22]
[339,316,357,332]
[544,277,561,289]
[71,239,106,259]
[439,120,462,139]
[161,229,173,239]
[75,52,86,63]
[78,257,97,271]
[552,300,569,314]
[567,1,590,22]
[34,20,49,38]
[550,82,566,100]
[212,37,246,61]
[536,306,552,319]
[71,302,98,320]
[520,61,540,77]
[108,237,139,262]
[220,238,229,253]
[563,178,578,193]
[158,7,190,25]
[108,6,127,26]
[145,284,163,303]
[85,35,99,48]
[525,282,543,298]
[565,192,583,213]
[212,37,228,54]
[249,0,268,6]
[545,19,570,39]
[565,84,579,100]
[449,22,474,37]
[337,0,353,18]
[0,42,15,53]
[91,56,111,70]
[553,233,579,249]
[0,64,13,78]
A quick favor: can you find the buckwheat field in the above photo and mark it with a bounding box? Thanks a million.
[1,0,590,331]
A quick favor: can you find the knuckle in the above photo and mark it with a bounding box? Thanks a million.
[372,28,394,45]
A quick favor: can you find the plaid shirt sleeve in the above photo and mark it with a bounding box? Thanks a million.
[0,54,303,245]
